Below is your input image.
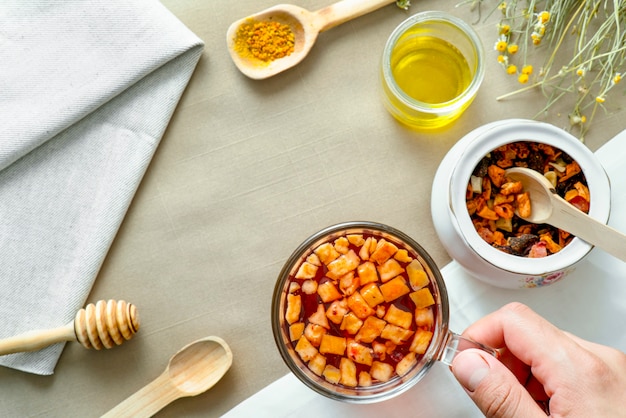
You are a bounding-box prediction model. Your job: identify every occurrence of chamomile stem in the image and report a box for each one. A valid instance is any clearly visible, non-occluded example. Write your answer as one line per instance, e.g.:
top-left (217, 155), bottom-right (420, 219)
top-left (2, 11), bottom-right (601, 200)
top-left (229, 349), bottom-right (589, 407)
top-left (543, 0), bottom-right (585, 75)
top-left (496, 73), bottom-right (561, 100)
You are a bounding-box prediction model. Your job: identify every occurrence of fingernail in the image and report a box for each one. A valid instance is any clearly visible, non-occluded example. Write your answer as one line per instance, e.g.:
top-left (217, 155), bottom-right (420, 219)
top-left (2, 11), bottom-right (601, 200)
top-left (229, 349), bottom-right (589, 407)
top-left (452, 350), bottom-right (490, 392)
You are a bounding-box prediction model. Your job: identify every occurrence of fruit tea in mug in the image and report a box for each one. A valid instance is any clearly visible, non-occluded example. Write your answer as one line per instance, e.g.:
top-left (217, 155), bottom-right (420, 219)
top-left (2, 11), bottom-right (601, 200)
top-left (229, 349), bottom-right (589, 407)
top-left (271, 221), bottom-right (496, 403)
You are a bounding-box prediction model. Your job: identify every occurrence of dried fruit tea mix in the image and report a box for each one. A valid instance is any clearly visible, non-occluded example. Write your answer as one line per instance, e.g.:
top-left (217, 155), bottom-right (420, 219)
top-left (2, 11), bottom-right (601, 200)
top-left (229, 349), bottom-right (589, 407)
top-left (467, 141), bottom-right (590, 257)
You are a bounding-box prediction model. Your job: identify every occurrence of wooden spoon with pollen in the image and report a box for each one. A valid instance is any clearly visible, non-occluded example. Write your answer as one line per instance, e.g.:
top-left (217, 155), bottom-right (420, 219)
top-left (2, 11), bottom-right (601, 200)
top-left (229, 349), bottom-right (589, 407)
top-left (226, 0), bottom-right (398, 80)
top-left (0, 300), bottom-right (139, 355)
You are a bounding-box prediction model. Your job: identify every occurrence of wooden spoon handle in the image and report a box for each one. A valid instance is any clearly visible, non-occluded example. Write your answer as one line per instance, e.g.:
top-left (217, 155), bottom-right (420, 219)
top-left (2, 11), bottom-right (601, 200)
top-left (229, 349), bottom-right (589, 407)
top-left (551, 195), bottom-right (626, 262)
top-left (101, 372), bottom-right (181, 418)
top-left (314, 0), bottom-right (398, 32)
top-left (0, 322), bottom-right (75, 355)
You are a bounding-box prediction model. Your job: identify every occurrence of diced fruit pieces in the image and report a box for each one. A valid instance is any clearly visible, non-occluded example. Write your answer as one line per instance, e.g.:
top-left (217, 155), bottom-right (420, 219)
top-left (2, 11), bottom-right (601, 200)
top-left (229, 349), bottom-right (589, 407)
top-left (370, 361), bottom-right (394, 382)
top-left (308, 353), bottom-right (326, 376)
top-left (361, 237), bottom-right (378, 261)
top-left (414, 307), bottom-right (434, 328)
top-left (384, 304), bottom-right (413, 329)
top-left (407, 259), bottom-right (430, 290)
top-left (286, 294), bottom-right (301, 324)
top-left (327, 250), bottom-right (360, 279)
top-left (334, 236), bottom-right (350, 254)
top-left (409, 288), bottom-right (435, 309)
top-left (409, 329), bottom-right (433, 354)
top-left (308, 304), bottom-right (330, 329)
top-left (340, 312), bottom-right (363, 335)
top-left (304, 323), bottom-right (326, 347)
top-left (396, 352), bottom-right (417, 376)
top-left (319, 334), bottom-right (346, 356)
top-left (357, 261), bottom-right (379, 285)
top-left (295, 336), bottom-right (318, 362)
top-left (370, 239), bottom-right (398, 265)
top-left (301, 280), bottom-right (318, 294)
top-left (317, 281), bottom-right (342, 303)
top-left (347, 291), bottom-right (375, 319)
top-left (326, 299), bottom-right (348, 324)
top-left (295, 261), bottom-right (318, 279)
top-left (347, 234), bottom-right (365, 246)
top-left (358, 371), bottom-right (372, 387)
top-left (377, 258), bottom-right (405, 282)
top-left (339, 271), bottom-right (359, 296)
top-left (355, 316), bottom-right (386, 343)
top-left (314, 242), bottom-right (340, 265)
top-left (289, 322), bottom-right (305, 341)
top-left (379, 276), bottom-right (411, 302)
top-left (368, 238), bottom-right (378, 254)
top-left (346, 339), bottom-right (374, 366)
top-left (360, 283), bottom-right (385, 308)
top-left (372, 341), bottom-right (387, 361)
top-left (339, 357), bottom-right (358, 387)
top-left (306, 253), bottom-right (321, 266)
top-left (394, 249), bottom-right (412, 263)
top-left (385, 341), bottom-right (397, 355)
top-left (381, 324), bottom-right (414, 345)
top-left (323, 365), bottom-right (341, 384)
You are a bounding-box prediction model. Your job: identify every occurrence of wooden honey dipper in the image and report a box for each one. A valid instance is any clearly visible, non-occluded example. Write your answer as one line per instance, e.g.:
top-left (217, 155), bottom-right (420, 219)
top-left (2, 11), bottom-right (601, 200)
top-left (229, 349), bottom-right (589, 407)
top-left (0, 300), bottom-right (140, 355)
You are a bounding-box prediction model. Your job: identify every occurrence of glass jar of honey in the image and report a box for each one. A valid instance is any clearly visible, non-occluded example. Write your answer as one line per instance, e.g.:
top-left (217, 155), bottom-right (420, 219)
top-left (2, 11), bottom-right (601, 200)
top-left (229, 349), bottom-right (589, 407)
top-left (381, 12), bottom-right (485, 130)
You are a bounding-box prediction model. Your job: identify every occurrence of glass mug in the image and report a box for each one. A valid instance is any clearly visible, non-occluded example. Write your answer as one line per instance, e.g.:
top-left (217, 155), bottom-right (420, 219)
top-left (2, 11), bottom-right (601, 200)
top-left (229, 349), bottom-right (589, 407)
top-left (271, 221), bottom-right (497, 403)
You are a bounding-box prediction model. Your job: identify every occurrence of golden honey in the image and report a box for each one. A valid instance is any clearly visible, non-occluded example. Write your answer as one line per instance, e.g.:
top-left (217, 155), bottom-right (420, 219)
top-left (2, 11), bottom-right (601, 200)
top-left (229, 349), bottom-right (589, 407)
top-left (381, 12), bottom-right (484, 130)
top-left (391, 36), bottom-right (471, 105)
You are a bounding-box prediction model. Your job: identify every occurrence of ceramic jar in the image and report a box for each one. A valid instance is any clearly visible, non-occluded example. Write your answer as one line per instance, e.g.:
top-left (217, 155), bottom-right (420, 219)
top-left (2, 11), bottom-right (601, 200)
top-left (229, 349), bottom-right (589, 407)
top-left (431, 119), bottom-right (611, 288)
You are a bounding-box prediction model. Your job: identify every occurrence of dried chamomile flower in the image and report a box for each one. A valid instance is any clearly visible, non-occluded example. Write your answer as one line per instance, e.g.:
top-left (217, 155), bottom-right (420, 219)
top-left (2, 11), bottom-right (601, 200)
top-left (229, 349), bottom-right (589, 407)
top-left (395, 0), bottom-right (410, 10)
top-left (506, 64), bottom-right (517, 75)
top-left (466, 0), bottom-right (626, 140)
top-left (612, 73), bottom-right (622, 85)
top-left (569, 114), bottom-right (587, 126)
top-left (494, 34), bottom-right (508, 52)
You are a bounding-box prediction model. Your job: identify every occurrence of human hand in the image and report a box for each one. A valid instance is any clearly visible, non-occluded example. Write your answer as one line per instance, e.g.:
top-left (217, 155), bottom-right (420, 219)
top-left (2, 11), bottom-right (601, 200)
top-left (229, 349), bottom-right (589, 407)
top-left (450, 302), bottom-right (626, 417)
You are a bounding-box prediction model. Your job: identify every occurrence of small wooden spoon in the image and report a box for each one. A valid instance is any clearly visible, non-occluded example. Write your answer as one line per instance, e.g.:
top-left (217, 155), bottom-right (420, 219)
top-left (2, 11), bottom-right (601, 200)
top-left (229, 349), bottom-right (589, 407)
top-left (0, 300), bottom-right (139, 355)
top-left (102, 336), bottom-right (233, 418)
top-left (506, 167), bottom-right (626, 262)
top-left (226, 0), bottom-right (397, 79)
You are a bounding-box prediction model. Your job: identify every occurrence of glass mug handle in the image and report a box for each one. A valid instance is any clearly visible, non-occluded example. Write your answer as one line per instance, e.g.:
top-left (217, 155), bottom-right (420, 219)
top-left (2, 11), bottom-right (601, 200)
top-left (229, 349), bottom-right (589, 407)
top-left (439, 330), bottom-right (499, 366)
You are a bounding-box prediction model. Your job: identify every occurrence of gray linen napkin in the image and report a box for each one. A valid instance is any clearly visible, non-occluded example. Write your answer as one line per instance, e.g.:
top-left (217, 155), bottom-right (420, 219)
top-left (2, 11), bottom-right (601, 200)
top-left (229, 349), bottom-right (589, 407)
top-left (0, 0), bottom-right (204, 374)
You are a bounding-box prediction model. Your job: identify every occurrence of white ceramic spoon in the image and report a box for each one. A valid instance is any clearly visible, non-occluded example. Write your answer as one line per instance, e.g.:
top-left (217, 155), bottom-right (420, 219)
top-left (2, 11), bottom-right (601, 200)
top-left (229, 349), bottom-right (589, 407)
top-left (506, 167), bottom-right (626, 262)
top-left (102, 336), bottom-right (233, 418)
top-left (226, 0), bottom-right (397, 79)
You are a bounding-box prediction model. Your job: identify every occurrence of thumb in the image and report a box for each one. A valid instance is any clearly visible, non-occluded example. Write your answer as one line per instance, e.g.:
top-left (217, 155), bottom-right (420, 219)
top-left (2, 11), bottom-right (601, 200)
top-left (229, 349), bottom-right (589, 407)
top-left (451, 349), bottom-right (545, 418)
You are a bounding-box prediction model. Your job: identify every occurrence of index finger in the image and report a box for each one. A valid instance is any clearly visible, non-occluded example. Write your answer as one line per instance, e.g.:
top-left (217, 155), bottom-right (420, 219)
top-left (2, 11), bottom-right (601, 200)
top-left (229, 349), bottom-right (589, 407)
top-left (463, 303), bottom-right (585, 382)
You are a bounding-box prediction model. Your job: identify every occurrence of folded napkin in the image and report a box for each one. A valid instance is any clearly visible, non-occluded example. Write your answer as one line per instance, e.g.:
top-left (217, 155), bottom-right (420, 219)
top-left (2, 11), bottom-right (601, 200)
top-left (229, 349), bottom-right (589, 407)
top-left (0, 0), bottom-right (203, 375)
